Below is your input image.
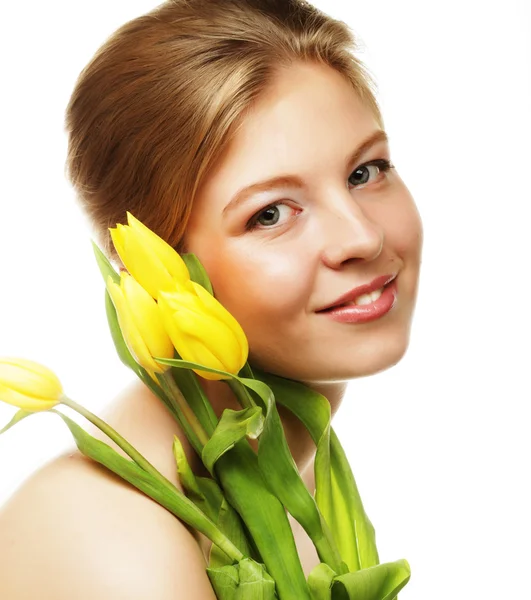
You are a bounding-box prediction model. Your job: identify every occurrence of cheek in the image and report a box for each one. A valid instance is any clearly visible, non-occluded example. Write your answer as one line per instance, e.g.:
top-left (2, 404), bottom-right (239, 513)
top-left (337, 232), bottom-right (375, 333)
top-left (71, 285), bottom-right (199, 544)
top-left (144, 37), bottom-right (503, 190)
top-left (204, 244), bottom-right (312, 328)
top-left (383, 189), bottom-right (423, 259)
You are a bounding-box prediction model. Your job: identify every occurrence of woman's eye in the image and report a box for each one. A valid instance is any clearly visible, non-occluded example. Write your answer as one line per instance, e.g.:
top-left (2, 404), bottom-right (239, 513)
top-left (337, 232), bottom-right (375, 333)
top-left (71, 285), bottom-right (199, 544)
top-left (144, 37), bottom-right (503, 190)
top-left (348, 158), bottom-right (395, 189)
top-left (245, 202), bottom-right (295, 231)
top-left (245, 158), bottom-right (395, 232)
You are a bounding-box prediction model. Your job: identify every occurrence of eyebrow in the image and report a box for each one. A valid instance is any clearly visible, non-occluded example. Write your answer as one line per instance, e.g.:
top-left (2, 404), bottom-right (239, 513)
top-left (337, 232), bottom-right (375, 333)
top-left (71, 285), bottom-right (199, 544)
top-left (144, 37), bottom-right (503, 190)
top-left (222, 129), bottom-right (389, 217)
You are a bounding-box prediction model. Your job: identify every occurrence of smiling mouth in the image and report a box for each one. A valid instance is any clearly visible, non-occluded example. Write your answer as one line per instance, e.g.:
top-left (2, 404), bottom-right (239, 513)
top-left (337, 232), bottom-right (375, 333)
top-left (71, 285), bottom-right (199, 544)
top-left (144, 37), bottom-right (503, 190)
top-left (318, 278), bottom-right (395, 312)
top-left (329, 286), bottom-right (386, 309)
top-left (316, 278), bottom-right (398, 323)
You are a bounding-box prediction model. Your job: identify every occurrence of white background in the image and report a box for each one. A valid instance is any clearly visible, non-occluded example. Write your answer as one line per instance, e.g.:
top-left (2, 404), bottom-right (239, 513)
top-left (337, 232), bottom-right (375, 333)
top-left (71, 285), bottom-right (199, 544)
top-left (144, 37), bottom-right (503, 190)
top-left (1, 1), bottom-right (530, 598)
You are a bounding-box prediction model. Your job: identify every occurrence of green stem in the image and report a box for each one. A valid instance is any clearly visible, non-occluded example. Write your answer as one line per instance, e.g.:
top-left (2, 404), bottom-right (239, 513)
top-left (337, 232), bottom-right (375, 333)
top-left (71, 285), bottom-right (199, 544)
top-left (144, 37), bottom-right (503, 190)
top-left (61, 396), bottom-right (172, 488)
top-left (227, 378), bottom-right (256, 409)
top-left (240, 362), bottom-right (255, 379)
top-left (59, 396), bottom-right (243, 562)
top-left (158, 371), bottom-right (210, 451)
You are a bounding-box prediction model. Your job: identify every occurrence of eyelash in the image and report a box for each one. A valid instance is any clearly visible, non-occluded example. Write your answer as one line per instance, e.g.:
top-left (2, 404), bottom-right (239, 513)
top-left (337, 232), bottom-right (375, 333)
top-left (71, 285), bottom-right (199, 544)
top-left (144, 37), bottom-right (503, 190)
top-left (245, 158), bottom-right (395, 232)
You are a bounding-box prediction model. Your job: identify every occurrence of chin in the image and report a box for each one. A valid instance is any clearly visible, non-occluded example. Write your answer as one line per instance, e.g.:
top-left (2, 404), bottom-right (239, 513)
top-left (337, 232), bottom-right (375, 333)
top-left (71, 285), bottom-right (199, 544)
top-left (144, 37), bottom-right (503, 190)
top-left (302, 328), bottom-right (412, 383)
top-left (341, 329), bottom-right (412, 380)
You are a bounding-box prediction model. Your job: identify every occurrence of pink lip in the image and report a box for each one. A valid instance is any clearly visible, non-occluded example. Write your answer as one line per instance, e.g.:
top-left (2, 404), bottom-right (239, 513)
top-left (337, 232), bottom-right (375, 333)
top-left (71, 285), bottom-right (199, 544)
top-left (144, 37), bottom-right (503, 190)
top-left (317, 278), bottom-right (398, 324)
top-left (317, 273), bottom-right (397, 312)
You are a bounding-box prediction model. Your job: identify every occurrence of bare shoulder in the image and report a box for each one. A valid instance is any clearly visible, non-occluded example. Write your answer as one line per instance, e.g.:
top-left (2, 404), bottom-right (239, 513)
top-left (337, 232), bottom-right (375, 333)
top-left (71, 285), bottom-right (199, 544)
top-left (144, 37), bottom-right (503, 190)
top-left (0, 383), bottom-right (217, 599)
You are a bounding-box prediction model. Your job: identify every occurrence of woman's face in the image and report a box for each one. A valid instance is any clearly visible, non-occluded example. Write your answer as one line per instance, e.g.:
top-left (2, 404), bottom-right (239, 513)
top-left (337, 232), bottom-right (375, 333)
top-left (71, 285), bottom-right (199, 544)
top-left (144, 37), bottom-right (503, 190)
top-left (184, 62), bottom-right (423, 384)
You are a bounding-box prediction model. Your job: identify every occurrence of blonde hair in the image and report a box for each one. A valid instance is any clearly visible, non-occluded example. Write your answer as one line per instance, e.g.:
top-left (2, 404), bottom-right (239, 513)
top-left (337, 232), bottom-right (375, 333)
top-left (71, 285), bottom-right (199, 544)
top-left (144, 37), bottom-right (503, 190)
top-left (65, 0), bottom-right (383, 264)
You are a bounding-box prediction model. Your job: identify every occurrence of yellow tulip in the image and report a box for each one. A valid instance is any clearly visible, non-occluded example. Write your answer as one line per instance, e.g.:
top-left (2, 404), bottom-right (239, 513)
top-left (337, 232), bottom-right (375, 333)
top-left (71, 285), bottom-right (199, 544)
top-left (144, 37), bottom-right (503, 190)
top-left (158, 281), bottom-right (249, 381)
top-left (109, 212), bottom-right (190, 299)
top-left (0, 357), bottom-right (63, 411)
top-left (106, 272), bottom-right (175, 378)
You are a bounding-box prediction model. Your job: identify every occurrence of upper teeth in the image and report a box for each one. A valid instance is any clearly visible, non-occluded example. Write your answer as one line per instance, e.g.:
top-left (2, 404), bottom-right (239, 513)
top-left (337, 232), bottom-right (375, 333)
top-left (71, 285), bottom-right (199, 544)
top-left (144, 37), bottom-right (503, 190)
top-left (341, 286), bottom-right (384, 307)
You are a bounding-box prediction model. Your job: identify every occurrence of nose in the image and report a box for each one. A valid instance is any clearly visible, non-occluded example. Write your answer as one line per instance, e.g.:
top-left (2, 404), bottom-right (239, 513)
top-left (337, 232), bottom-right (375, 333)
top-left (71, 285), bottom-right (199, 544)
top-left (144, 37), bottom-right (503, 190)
top-left (319, 195), bottom-right (384, 268)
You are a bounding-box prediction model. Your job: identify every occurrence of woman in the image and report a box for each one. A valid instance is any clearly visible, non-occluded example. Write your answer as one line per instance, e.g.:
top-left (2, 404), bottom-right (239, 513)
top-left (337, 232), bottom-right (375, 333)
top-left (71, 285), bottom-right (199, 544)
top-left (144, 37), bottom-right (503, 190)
top-left (0, 0), bottom-right (422, 597)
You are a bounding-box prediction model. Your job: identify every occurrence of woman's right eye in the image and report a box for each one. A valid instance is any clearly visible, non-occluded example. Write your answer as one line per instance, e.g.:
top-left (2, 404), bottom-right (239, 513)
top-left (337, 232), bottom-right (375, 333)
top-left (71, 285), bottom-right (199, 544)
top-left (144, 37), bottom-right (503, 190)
top-left (245, 202), bottom-right (297, 232)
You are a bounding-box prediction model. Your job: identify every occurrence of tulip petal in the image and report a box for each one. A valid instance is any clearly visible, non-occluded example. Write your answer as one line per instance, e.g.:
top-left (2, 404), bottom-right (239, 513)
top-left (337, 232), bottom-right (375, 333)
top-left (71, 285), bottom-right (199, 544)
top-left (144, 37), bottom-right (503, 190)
top-left (158, 287), bottom-right (247, 376)
top-left (158, 292), bottom-right (188, 349)
top-left (121, 273), bottom-right (174, 361)
top-left (0, 359), bottom-right (63, 401)
top-left (121, 229), bottom-right (177, 299)
top-left (157, 290), bottom-right (207, 358)
top-left (0, 357), bottom-right (62, 386)
top-left (190, 282), bottom-right (241, 331)
top-left (159, 286), bottom-right (204, 315)
top-left (106, 277), bottom-right (165, 374)
top-left (126, 212), bottom-right (190, 284)
top-left (0, 382), bottom-right (59, 411)
top-left (174, 310), bottom-right (244, 375)
top-left (121, 312), bottom-right (163, 374)
top-left (180, 343), bottom-right (228, 381)
top-left (191, 282), bottom-right (249, 367)
top-left (158, 294), bottom-right (228, 380)
top-left (109, 225), bottom-right (126, 264)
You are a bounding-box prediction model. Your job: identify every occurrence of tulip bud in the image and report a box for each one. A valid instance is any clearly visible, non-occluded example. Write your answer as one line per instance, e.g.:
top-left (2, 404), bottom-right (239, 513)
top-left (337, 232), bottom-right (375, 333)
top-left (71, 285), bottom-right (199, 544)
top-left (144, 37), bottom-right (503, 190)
top-left (109, 212), bottom-right (190, 299)
top-left (158, 281), bottom-right (249, 381)
top-left (106, 272), bottom-right (175, 378)
top-left (0, 358), bottom-right (63, 411)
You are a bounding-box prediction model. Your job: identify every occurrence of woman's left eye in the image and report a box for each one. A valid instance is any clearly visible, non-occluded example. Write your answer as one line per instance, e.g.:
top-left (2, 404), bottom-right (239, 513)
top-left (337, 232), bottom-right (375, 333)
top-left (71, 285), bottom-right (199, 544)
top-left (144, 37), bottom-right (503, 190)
top-left (245, 158), bottom-right (395, 232)
top-left (347, 158), bottom-right (395, 189)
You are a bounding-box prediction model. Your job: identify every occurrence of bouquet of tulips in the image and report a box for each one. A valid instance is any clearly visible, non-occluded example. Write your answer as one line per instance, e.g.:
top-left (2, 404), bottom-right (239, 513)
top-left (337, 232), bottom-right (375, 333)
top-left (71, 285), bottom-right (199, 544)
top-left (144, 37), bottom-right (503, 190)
top-left (0, 212), bottom-right (410, 599)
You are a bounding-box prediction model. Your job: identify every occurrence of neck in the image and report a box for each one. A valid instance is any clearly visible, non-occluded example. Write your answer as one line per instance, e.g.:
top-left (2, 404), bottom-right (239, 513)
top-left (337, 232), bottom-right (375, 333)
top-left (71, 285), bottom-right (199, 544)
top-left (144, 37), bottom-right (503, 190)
top-left (198, 376), bottom-right (347, 484)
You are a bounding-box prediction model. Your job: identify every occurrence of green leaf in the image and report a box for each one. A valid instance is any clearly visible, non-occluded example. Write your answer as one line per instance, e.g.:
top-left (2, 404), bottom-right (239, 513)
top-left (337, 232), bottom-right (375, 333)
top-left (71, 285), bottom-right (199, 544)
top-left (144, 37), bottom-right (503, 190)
top-left (160, 360), bottom-right (343, 575)
top-left (200, 476), bottom-right (262, 566)
top-left (173, 435), bottom-right (253, 564)
top-left (181, 252), bottom-right (214, 295)
top-left (235, 559), bottom-right (277, 599)
top-left (252, 369), bottom-right (379, 572)
top-left (0, 408), bottom-right (34, 435)
top-left (239, 362), bottom-right (256, 379)
top-left (154, 357), bottom-right (311, 598)
top-left (91, 240), bottom-right (120, 285)
top-left (207, 563), bottom-right (239, 599)
top-left (235, 376), bottom-right (345, 575)
top-left (202, 406), bottom-right (264, 475)
top-left (214, 441), bottom-right (310, 599)
top-left (195, 476), bottom-right (225, 521)
top-left (207, 558), bottom-right (278, 600)
top-left (169, 357), bottom-right (218, 437)
top-left (158, 358), bottom-right (338, 574)
top-left (329, 428), bottom-right (379, 570)
top-left (308, 563), bottom-right (336, 600)
top-left (209, 496), bottom-right (253, 569)
top-left (173, 434), bottom-right (205, 501)
top-left (155, 357), bottom-right (236, 379)
top-left (174, 435), bottom-right (230, 531)
top-left (331, 560), bottom-right (411, 600)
